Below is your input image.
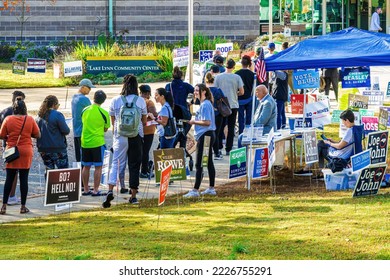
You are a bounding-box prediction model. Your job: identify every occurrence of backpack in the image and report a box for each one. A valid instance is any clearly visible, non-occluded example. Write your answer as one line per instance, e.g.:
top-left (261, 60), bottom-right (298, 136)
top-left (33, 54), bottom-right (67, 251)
top-left (117, 96), bottom-right (140, 138)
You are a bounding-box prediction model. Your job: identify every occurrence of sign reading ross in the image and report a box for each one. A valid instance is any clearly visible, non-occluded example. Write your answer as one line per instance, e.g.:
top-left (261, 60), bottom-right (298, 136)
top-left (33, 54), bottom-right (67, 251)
top-left (340, 66), bottom-right (371, 88)
top-left (229, 147), bottom-right (247, 179)
top-left (159, 164), bottom-right (172, 206)
top-left (12, 61), bottom-right (26, 75)
top-left (367, 131), bottom-right (388, 165)
top-left (292, 69), bottom-right (320, 89)
top-left (252, 147), bottom-right (269, 179)
top-left (64, 60), bottom-right (83, 77)
top-left (303, 130), bottom-right (318, 164)
top-left (351, 149), bottom-right (371, 172)
top-left (153, 148), bottom-right (186, 182)
top-left (199, 50), bottom-right (213, 63)
top-left (27, 58), bottom-right (46, 73)
top-left (44, 168), bottom-right (81, 206)
top-left (352, 165), bottom-right (386, 197)
top-left (362, 116), bottom-right (378, 134)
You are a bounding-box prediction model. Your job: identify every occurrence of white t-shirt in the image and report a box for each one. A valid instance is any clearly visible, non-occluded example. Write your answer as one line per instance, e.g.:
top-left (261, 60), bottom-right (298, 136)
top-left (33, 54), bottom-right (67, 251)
top-left (328, 127), bottom-right (354, 159)
top-left (109, 94), bottom-right (147, 138)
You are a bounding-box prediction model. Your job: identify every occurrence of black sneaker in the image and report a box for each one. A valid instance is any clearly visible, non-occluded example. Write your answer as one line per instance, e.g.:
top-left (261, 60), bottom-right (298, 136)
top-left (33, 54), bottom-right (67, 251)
top-left (312, 174), bottom-right (324, 180)
top-left (129, 197), bottom-right (139, 205)
top-left (139, 172), bottom-right (149, 178)
top-left (120, 188), bottom-right (129, 194)
top-left (102, 191), bottom-right (114, 208)
top-left (294, 169), bottom-right (313, 176)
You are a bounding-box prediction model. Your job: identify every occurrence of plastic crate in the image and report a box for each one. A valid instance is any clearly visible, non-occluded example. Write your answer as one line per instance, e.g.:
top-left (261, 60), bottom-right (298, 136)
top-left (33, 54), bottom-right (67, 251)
top-left (322, 169), bottom-right (359, 191)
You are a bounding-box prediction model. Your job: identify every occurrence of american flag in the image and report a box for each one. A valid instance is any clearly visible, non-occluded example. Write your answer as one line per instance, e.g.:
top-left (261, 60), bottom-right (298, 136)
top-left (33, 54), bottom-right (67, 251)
top-left (255, 48), bottom-right (267, 83)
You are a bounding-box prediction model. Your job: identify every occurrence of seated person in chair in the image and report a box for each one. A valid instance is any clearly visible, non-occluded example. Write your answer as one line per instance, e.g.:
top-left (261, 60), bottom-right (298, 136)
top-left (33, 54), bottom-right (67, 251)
top-left (295, 109), bottom-right (362, 177)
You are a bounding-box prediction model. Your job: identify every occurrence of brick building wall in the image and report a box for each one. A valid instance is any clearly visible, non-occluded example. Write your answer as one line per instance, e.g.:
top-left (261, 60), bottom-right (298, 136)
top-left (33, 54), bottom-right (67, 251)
top-left (0, 0), bottom-right (259, 45)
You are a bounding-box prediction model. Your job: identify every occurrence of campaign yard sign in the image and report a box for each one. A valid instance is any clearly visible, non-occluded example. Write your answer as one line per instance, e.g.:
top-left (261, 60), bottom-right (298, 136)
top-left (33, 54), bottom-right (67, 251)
top-left (153, 148), bottom-right (186, 183)
top-left (367, 131), bottom-right (388, 165)
top-left (216, 43), bottom-right (233, 57)
top-left (229, 147), bottom-right (247, 179)
top-left (303, 130), bottom-right (318, 164)
top-left (291, 94), bottom-right (308, 115)
top-left (340, 66), bottom-right (370, 88)
top-left (12, 61), bottom-right (26, 75)
top-left (100, 150), bottom-right (112, 187)
top-left (252, 147), bottom-right (269, 179)
top-left (361, 90), bottom-right (384, 106)
top-left (294, 117), bottom-right (312, 128)
top-left (358, 109), bottom-right (375, 117)
top-left (351, 149), bottom-right (371, 172)
top-left (64, 60), bottom-right (83, 77)
top-left (44, 168), bottom-right (81, 206)
top-left (292, 69), bottom-right (320, 89)
top-left (379, 107), bottom-right (390, 126)
top-left (304, 100), bottom-right (331, 128)
top-left (267, 128), bottom-right (275, 171)
top-left (27, 58), bottom-right (46, 73)
top-left (331, 110), bottom-right (342, 123)
top-left (387, 81), bottom-right (390, 97)
top-left (348, 94), bottom-right (369, 110)
top-left (378, 108), bottom-right (389, 131)
top-left (362, 116), bottom-right (378, 134)
top-left (199, 50), bottom-right (213, 63)
top-left (352, 165), bottom-right (386, 197)
top-left (173, 47), bottom-right (189, 67)
top-left (159, 164), bottom-right (172, 206)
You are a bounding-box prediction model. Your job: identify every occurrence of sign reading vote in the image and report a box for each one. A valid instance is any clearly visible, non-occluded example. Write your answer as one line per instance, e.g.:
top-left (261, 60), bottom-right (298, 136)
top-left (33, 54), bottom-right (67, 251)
top-left (352, 165), bottom-right (386, 197)
top-left (64, 60), bottom-right (83, 77)
top-left (153, 148), bottom-right (186, 183)
top-left (199, 50), bottom-right (213, 63)
top-left (341, 66), bottom-right (370, 88)
top-left (367, 131), bottom-right (388, 165)
top-left (44, 168), bottom-right (81, 206)
top-left (159, 164), bottom-right (172, 206)
top-left (87, 56), bottom-right (161, 77)
top-left (252, 147), bottom-right (269, 179)
top-left (229, 147), bottom-right (247, 179)
top-left (292, 69), bottom-right (320, 89)
top-left (27, 58), bottom-right (46, 73)
top-left (303, 130), bottom-right (318, 164)
top-left (351, 149), bottom-right (371, 172)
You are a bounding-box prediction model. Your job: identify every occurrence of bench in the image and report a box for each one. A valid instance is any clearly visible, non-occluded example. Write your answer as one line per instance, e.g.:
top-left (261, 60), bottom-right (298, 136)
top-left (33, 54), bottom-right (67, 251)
top-left (261, 24), bottom-right (306, 34)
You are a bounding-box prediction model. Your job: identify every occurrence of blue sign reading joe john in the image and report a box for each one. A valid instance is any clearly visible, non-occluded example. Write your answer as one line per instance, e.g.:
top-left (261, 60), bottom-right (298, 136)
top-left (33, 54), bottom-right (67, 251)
top-left (87, 56), bottom-right (162, 77)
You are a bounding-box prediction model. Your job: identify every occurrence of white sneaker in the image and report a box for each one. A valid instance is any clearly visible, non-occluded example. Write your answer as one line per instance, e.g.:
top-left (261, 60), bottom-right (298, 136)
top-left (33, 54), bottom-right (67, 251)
top-left (183, 190), bottom-right (200, 198)
top-left (7, 196), bottom-right (20, 205)
top-left (201, 188), bottom-right (217, 196)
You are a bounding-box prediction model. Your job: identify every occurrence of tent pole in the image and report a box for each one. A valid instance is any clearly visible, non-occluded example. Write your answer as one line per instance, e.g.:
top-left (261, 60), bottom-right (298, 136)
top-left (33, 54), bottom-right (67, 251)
top-left (247, 74), bottom-right (257, 191)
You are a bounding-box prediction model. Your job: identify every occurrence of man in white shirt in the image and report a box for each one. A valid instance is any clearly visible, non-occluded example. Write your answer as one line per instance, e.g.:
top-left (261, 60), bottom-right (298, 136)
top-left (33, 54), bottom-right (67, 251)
top-left (370, 7), bottom-right (382, 32)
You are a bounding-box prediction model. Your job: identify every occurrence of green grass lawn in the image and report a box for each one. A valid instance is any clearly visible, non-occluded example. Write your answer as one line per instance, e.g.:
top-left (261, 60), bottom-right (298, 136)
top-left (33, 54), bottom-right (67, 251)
top-left (0, 63), bottom-right (72, 89)
top-left (0, 189), bottom-right (389, 260)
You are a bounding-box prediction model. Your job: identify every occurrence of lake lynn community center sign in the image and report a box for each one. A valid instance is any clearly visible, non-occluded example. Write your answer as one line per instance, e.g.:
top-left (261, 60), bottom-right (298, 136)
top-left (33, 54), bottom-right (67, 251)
top-left (86, 56), bottom-right (162, 77)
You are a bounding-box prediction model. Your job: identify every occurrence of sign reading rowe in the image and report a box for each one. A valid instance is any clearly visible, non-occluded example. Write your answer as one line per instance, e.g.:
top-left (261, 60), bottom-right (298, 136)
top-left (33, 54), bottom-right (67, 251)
top-left (87, 56), bottom-right (162, 77)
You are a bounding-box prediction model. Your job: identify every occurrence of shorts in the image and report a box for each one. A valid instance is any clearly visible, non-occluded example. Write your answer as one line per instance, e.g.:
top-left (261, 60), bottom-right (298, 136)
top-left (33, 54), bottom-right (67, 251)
top-left (81, 145), bottom-right (106, 167)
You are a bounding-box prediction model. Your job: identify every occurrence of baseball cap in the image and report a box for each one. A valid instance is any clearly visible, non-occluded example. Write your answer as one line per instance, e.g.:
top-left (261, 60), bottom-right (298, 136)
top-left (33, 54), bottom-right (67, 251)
top-left (94, 90), bottom-right (106, 104)
top-left (226, 59), bottom-right (236, 69)
top-left (139, 84), bottom-right (151, 93)
top-left (214, 55), bottom-right (224, 64)
top-left (79, 78), bottom-right (95, 88)
top-left (268, 42), bottom-right (276, 50)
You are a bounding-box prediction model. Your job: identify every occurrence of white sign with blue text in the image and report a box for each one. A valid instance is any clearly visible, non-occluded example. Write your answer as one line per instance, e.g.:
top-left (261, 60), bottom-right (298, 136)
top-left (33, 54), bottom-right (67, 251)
top-left (267, 128), bottom-right (275, 171)
top-left (351, 149), bottom-right (371, 172)
top-left (215, 43), bottom-right (233, 57)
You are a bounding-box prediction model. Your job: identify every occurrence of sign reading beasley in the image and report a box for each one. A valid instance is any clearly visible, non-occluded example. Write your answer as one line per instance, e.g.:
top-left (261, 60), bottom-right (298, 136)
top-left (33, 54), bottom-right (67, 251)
top-left (44, 168), bottom-right (81, 206)
top-left (340, 66), bottom-right (370, 88)
top-left (352, 165), bottom-right (386, 197)
top-left (153, 148), bottom-right (186, 183)
top-left (229, 147), bottom-right (247, 179)
top-left (87, 56), bottom-right (161, 77)
top-left (27, 58), bottom-right (46, 73)
top-left (367, 131), bottom-right (388, 165)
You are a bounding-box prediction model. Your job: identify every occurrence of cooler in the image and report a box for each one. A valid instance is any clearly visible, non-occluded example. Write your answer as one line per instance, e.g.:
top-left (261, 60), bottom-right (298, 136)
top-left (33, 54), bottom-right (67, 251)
top-left (322, 169), bottom-right (359, 191)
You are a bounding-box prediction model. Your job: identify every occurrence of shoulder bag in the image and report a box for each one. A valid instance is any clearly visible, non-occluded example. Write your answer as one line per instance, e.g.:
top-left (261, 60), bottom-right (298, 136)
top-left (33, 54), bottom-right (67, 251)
top-left (3, 116), bottom-right (27, 163)
top-left (164, 105), bottom-right (177, 140)
top-left (216, 96), bottom-right (232, 117)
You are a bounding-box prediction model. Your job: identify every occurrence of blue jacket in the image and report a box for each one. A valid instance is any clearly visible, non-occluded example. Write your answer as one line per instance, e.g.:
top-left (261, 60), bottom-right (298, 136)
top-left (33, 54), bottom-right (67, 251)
top-left (36, 110), bottom-right (70, 153)
top-left (254, 94), bottom-right (277, 134)
top-left (165, 79), bottom-right (194, 108)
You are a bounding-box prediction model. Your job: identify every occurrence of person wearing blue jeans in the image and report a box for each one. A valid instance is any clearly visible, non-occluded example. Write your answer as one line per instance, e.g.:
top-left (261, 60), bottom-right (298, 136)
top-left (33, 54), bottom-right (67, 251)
top-left (271, 70), bottom-right (288, 129)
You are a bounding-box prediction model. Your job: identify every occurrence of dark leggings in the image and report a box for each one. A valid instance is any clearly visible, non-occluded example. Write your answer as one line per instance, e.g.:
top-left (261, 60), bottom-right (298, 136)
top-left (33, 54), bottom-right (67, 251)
top-left (194, 131), bottom-right (216, 190)
top-left (213, 114), bottom-right (224, 155)
top-left (3, 169), bottom-right (29, 205)
top-left (141, 134), bottom-right (154, 174)
top-left (127, 135), bottom-right (143, 189)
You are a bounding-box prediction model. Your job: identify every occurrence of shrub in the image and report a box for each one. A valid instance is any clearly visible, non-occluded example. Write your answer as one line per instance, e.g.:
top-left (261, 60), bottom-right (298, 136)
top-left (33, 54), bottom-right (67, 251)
top-left (0, 43), bottom-right (17, 62)
top-left (13, 45), bottom-right (54, 62)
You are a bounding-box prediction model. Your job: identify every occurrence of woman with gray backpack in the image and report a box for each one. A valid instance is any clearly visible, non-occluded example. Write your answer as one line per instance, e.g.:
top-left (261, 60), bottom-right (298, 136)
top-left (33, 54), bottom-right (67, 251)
top-left (102, 74), bottom-right (147, 207)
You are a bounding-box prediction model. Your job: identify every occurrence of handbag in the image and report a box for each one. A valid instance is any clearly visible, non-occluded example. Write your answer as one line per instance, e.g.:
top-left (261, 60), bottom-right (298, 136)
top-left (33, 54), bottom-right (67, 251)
top-left (216, 96), bottom-right (232, 117)
top-left (3, 116), bottom-right (27, 163)
top-left (164, 106), bottom-right (177, 140)
top-left (327, 157), bottom-right (348, 173)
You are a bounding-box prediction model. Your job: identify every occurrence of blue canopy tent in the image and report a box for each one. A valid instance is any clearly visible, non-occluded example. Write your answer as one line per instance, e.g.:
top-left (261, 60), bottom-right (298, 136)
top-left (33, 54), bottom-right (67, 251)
top-left (265, 28), bottom-right (390, 71)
